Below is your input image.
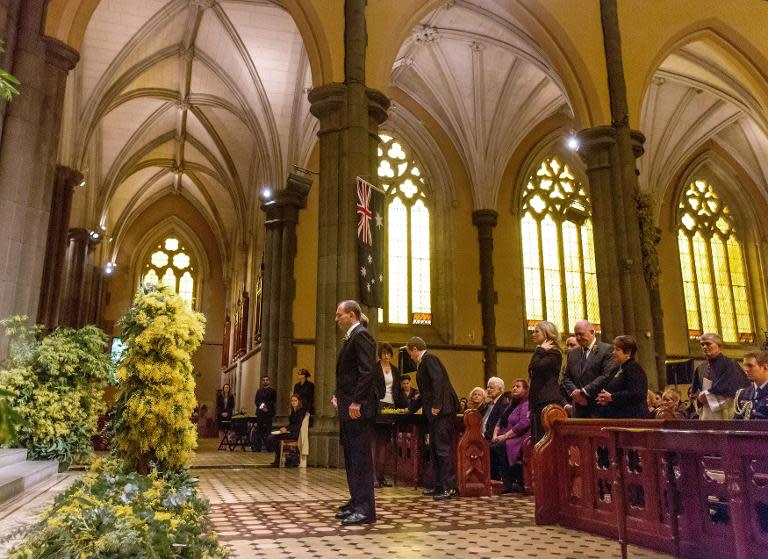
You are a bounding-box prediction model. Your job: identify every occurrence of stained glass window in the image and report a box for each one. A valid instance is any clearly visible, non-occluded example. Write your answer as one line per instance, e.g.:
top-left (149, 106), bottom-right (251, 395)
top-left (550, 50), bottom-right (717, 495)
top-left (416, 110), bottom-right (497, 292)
top-left (520, 157), bottom-right (600, 334)
top-left (141, 236), bottom-right (198, 307)
top-left (377, 134), bottom-right (431, 325)
top-left (677, 179), bottom-right (753, 343)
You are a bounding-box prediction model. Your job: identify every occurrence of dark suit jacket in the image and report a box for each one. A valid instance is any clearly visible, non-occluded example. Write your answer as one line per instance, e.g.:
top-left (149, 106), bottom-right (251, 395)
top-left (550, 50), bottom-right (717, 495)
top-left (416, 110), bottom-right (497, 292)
top-left (335, 324), bottom-right (377, 422)
top-left (293, 380), bottom-right (315, 415)
top-left (414, 351), bottom-right (459, 419)
top-left (483, 393), bottom-right (511, 440)
top-left (254, 386), bottom-right (276, 421)
top-left (373, 362), bottom-right (401, 405)
top-left (735, 383), bottom-right (768, 420)
top-left (528, 347), bottom-right (564, 409)
top-left (595, 358), bottom-right (648, 419)
top-left (561, 341), bottom-right (617, 409)
top-left (216, 393), bottom-right (235, 420)
top-left (398, 387), bottom-right (419, 411)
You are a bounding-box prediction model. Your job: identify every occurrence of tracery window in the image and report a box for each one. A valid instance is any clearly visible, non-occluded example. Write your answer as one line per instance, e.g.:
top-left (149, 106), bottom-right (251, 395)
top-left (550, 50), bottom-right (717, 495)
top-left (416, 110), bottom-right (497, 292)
top-left (377, 134), bottom-right (431, 325)
top-left (141, 237), bottom-right (197, 307)
top-left (520, 157), bottom-right (600, 334)
top-left (677, 179), bottom-right (753, 343)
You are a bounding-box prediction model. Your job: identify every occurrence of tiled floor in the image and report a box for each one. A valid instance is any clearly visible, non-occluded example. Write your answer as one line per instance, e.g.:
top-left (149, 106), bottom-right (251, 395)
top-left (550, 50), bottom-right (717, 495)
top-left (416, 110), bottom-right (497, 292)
top-left (196, 438), bottom-right (669, 559)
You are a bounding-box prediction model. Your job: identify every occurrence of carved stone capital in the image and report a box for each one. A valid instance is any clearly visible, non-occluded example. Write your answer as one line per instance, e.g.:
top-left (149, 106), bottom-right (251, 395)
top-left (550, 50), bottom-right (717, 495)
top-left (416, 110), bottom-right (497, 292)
top-left (43, 37), bottom-right (80, 72)
top-left (414, 25), bottom-right (440, 44)
top-left (472, 209), bottom-right (498, 230)
top-left (308, 83), bottom-right (346, 121)
top-left (366, 88), bottom-right (390, 126)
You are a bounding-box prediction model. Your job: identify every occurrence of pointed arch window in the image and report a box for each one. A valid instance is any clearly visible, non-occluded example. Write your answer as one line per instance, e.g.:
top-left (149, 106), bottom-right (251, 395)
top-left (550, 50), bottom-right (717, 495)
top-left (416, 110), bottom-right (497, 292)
top-left (677, 179), bottom-right (753, 343)
top-left (141, 236), bottom-right (198, 307)
top-left (377, 134), bottom-right (431, 325)
top-left (520, 157), bottom-right (600, 334)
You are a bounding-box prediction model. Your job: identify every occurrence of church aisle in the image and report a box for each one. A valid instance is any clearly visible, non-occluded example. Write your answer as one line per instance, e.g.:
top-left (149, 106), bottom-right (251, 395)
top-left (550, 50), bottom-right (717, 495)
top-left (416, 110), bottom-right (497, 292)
top-left (196, 465), bottom-right (668, 559)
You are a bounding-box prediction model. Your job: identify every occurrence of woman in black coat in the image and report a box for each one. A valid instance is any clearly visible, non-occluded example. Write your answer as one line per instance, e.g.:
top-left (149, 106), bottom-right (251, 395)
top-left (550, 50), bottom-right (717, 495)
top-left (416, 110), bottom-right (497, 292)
top-left (268, 394), bottom-right (307, 466)
top-left (528, 321), bottom-right (564, 443)
top-left (293, 368), bottom-right (315, 415)
top-left (596, 335), bottom-right (649, 419)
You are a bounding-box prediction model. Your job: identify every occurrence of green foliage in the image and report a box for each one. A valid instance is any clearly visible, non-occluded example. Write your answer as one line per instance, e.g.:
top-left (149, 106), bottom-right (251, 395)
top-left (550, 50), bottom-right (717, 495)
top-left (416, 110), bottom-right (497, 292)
top-left (113, 286), bottom-right (205, 473)
top-left (0, 317), bottom-right (112, 467)
top-left (0, 42), bottom-right (20, 101)
top-left (636, 193), bottom-right (661, 289)
top-left (8, 457), bottom-right (228, 559)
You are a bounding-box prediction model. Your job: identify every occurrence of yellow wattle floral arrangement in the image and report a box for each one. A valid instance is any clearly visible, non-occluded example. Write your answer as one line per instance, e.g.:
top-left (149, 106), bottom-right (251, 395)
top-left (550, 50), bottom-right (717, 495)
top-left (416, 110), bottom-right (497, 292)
top-left (112, 286), bottom-right (205, 474)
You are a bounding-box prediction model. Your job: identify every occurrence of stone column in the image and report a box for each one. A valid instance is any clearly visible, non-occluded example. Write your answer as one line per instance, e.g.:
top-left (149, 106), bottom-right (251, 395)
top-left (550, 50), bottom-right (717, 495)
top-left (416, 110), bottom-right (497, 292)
top-left (60, 228), bottom-right (91, 328)
top-left (37, 166), bottom-right (82, 329)
top-left (307, 0), bottom-right (390, 467)
top-left (0, 0), bottom-right (78, 354)
top-left (472, 209), bottom-right (498, 381)
top-left (259, 173), bottom-right (312, 417)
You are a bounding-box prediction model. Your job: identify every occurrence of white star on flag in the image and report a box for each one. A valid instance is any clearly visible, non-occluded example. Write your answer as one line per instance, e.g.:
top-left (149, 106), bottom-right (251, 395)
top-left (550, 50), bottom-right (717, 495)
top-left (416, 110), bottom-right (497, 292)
top-left (371, 277), bottom-right (375, 284)
top-left (366, 281), bottom-right (371, 292)
top-left (375, 212), bottom-right (383, 229)
top-left (379, 274), bottom-right (383, 283)
top-left (360, 266), bottom-right (367, 277)
top-left (367, 254), bottom-right (373, 264)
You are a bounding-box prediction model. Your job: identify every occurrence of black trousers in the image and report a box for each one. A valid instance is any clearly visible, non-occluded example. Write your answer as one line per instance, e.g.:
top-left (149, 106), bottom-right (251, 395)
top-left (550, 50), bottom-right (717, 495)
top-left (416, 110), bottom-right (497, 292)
top-left (251, 416), bottom-right (273, 450)
top-left (266, 432), bottom-right (296, 463)
top-left (340, 418), bottom-right (376, 519)
top-left (428, 414), bottom-right (457, 492)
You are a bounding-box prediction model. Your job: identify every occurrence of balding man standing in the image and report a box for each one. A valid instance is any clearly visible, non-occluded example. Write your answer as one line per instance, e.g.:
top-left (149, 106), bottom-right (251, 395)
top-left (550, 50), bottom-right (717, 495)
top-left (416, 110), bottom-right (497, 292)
top-left (690, 333), bottom-right (747, 420)
top-left (560, 320), bottom-right (616, 418)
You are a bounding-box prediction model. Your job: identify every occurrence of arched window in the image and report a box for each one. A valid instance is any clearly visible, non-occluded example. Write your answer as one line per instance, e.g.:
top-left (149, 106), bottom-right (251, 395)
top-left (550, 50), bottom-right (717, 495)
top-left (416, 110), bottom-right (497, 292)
top-left (520, 156), bottom-right (600, 334)
top-left (677, 179), bottom-right (753, 343)
top-left (141, 237), bottom-right (198, 307)
top-left (377, 134), bottom-right (431, 325)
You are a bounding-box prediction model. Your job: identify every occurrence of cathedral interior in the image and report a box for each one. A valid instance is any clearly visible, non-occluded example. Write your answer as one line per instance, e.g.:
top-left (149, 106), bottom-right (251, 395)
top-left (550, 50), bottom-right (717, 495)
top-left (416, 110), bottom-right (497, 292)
top-left (0, 1), bottom-right (766, 557)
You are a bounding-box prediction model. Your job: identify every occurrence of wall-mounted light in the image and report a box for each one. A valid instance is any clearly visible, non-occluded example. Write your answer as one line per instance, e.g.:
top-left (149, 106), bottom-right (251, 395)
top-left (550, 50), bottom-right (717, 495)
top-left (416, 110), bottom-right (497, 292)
top-left (89, 230), bottom-right (101, 241)
top-left (566, 135), bottom-right (579, 151)
top-left (78, 179), bottom-right (86, 188)
top-left (262, 187), bottom-right (272, 200)
top-left (104, 261), bottom-right (116, 276)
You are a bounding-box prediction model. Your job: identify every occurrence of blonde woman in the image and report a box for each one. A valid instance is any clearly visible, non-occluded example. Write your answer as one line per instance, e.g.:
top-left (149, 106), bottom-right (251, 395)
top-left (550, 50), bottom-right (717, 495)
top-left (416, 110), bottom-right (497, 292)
top-left (468, 386), bottom-right (488, 414)
top-left (528, 321), bottom-right (564, 443)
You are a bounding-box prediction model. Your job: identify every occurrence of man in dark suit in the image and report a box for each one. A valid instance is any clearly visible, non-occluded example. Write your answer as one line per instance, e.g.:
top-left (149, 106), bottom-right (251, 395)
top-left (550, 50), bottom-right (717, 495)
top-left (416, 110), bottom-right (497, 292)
top-left (560, 320), bottom-right (616, 418)
top-left (252, 375), bottom-right (276, 451)
top-left (333, 300), bottom-right (377, 525)
top-left (482, 376), bottom-right (510, 440)
top-left (734, 350), bottom-right (768, 420)
top-left (407, 336), bottom-right (460, 500)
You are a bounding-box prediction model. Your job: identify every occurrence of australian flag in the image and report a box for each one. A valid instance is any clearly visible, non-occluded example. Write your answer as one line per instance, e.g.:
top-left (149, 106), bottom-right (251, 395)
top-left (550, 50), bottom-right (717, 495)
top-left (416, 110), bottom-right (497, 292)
top-left (356, 177), bottom-right (384, 308)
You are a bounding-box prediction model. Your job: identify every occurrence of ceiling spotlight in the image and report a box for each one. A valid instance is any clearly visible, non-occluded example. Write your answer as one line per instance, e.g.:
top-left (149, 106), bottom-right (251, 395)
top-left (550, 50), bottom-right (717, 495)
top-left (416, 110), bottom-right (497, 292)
top-left (104, 262), bottom-right (116, 276)
top-left (89, 230), bottom-right (101, 240)
top-left (566, 135), bottom-right (579, 151)
top-left (78, 179), bottom-right (86, 188)
top-left (261, 188), bottom-right (272, 200)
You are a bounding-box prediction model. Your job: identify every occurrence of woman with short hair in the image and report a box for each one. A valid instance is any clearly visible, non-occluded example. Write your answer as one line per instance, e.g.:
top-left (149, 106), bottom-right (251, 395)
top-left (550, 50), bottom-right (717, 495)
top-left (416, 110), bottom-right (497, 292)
top-left (467, 386), bottom-right (488, 414)
top-left (596, 335), bottom-right (649, 418)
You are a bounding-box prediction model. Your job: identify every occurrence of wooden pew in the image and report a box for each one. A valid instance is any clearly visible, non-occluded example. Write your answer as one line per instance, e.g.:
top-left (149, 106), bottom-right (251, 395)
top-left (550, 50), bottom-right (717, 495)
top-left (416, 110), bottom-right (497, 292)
top-left (532, 404), bottom-right (768, 559)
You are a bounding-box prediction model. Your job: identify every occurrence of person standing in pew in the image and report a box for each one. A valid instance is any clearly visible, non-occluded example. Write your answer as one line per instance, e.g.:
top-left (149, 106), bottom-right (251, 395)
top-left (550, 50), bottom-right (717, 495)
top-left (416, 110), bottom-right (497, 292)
top-left (407, 336), bottom-right (460, 501)
top-left (734, 350), bottom-right (768, 420)
top-left (690, 333), bottom-right (748, 420)
top-left (560, 320), bottom-right (617, 417)
top-left (595, 336), bottom-right (649, 419)
top-left (527, 320), bottom-right (564, 443)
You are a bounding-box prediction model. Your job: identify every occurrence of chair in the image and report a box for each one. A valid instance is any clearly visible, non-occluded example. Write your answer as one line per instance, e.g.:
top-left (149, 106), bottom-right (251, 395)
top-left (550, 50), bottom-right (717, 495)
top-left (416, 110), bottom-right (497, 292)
top-left (217, 420), bottom-right (232, 450)
top-left (279, 413), bottom-right (310, 468)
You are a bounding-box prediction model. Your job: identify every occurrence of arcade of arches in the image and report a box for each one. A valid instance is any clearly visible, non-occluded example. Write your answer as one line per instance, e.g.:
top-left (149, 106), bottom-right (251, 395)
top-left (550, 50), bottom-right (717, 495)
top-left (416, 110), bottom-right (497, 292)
top-left (0, 0), bottom-right (767, 546)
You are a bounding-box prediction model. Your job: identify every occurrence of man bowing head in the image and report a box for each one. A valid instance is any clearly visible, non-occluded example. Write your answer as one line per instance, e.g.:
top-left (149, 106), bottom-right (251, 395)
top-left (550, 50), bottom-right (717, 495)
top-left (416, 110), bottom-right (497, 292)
top-left (334, 300), bottom-right (377, 525)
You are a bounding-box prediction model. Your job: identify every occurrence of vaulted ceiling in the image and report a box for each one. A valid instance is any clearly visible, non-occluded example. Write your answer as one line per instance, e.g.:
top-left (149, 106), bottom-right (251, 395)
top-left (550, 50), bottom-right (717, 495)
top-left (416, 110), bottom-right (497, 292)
top-left (65, 0), bottom-right (316, 263)
top-left (639, 38), bottom-right (768, 206)
top-left (391, 0), bottom-right (572, 209)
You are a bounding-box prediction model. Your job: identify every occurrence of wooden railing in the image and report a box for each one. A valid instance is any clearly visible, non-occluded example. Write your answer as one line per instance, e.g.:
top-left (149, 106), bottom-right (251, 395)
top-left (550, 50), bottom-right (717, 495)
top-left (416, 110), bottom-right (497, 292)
top-left (532, 405), bottom-right (768, 559)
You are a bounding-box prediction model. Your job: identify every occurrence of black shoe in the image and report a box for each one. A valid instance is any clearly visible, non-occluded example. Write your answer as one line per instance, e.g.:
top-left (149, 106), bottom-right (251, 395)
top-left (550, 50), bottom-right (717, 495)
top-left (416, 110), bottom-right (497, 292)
top-left (433, 489), bottom-right (458, 501)
top-left (422, 488), bottom-right (439, 496)
top-left (379, 479), bottom-right (392, 487)
top-left (335, 508), bottom-right (353, 519)
top-left (341, 512), bottom-right (375, 525)
top-left (336, 502), bottom-right (351, 512)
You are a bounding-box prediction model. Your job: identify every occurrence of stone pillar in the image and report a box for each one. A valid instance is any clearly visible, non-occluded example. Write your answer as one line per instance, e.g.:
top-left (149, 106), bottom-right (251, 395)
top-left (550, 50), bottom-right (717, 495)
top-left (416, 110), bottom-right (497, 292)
top-left (307, 0), bottom-right (390, 466)
top-left (472, 209), bottom-right (498, 381)
top-left (0, 0), bottom-right (78, 354)
top-left (259, 173), bottom-right (312, 417)
top-left (577, 129), bottom-right (657, 376)
top-left (60, 228), bottom-right (91, 328)
top-left (37, 166), bottom-right (82, 329)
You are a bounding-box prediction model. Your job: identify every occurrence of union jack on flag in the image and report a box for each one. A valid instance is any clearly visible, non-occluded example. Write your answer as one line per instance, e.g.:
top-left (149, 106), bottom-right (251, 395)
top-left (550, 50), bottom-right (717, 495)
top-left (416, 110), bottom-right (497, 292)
top-left (356, 178), bottom-right (373, 245)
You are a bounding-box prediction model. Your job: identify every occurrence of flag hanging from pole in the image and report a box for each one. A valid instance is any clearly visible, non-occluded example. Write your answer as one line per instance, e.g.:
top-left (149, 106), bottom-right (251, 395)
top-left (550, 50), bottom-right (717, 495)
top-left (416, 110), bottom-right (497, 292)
top-left (356, 177), bottom-right (385, 308)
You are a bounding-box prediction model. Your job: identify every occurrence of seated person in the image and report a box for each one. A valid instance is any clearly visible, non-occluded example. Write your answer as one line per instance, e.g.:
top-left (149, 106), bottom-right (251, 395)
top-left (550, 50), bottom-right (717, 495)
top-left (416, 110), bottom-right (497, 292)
top-left (658, 387), bottom-right (687, 418)
top-left (734, 350), bottom-right (768, 420)
top-left (490, 379), bottom-right (530, 493)
top-left (216, 383), bottom-right (235, 427)
top-left (467, 387), bottom-right (487, 413)
top-left (396, 374), bottom-right (419, 412)
top-left (266, 394), bottom-right (307, 466)
top-left (458, 397), bottom-right (468, 413)
top-left (647, 389), bottom-right (662, 416)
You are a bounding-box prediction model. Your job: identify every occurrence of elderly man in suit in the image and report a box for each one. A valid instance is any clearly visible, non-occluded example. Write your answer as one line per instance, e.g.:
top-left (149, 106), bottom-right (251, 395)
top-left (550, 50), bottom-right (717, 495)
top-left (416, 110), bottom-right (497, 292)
top-left (407, 336), bottom-right (460, 501)
top-left (690, 333), bottom-right (748, 419)
top-left (333, 300), bottom-right (377, 525)
top-left (560, 320), bottom-right (616, 418)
